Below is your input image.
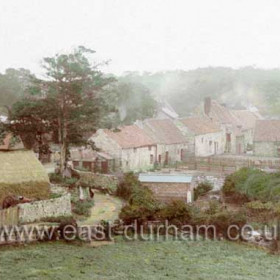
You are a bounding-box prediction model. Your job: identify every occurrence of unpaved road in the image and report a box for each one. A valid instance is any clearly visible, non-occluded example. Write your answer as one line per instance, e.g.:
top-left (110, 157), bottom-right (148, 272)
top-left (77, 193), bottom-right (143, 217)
top-left (79, 192), bottom-right (123, 226)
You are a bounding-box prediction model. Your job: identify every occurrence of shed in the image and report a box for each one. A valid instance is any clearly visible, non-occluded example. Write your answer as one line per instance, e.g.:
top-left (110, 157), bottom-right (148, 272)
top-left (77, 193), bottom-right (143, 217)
top-left (138, 173), bottom-right (194, 203)
top-left (70, 148), bottom-right (115, 173)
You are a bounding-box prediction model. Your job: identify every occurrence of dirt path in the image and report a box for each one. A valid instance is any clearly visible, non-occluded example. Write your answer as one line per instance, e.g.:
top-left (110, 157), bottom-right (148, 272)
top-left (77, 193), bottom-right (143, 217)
top-left (79, 192), bottom-right (123, 226)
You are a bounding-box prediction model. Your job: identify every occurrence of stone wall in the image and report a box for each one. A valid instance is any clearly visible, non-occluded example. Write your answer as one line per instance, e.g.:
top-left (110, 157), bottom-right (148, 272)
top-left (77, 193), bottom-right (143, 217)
top-left (90, 130), bottom-right (157, 172)
top-left (18, 194), bottom-right (72, 224)
top-left (142, 182), bottom-right (193, 203)
top-left (78, 171), bottom-right (119, 194)
top-left (195, 132), bottom-right (224, 157)
top-left (254, 142), bottom-right (279, 157)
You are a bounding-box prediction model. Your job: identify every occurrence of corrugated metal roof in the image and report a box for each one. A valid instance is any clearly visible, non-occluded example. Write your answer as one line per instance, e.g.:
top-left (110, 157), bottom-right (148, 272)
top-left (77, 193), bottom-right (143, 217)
top-left (139, 173), bottom-right (192, 183)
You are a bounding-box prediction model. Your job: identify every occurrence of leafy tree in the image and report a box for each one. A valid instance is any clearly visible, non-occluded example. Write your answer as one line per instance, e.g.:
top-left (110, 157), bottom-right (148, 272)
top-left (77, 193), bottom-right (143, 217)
top-left (0, 68), bottom-right (35, 114)
top-left (9, 46), bottom-right (115, 174)
top-left (108, 81), bottom-right (156, 125)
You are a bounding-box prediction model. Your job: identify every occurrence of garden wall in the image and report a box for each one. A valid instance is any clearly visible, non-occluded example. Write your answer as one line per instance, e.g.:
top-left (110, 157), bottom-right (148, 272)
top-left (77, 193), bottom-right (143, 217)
top-left (18, 194), bottom-right (72, 224)
top-left (0, 194), bottom-right (72, 226)
top-left (77, 171), bottom-right (119, 194)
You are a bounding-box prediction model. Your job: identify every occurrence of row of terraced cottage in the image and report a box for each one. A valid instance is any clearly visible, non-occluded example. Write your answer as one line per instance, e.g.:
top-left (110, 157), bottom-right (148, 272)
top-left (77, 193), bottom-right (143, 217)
top-left (71, 98), bottom-right (280, 173)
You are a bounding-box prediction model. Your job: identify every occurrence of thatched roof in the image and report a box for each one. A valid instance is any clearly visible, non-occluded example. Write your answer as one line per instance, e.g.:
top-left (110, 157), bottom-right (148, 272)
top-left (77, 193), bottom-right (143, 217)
top-left (0, 150), bottom-right (50, 203)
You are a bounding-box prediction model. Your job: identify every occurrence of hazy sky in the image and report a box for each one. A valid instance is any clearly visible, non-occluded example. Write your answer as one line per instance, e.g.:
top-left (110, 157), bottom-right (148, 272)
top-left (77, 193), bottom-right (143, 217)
top-left (1, 0), bottom-right (280, 75)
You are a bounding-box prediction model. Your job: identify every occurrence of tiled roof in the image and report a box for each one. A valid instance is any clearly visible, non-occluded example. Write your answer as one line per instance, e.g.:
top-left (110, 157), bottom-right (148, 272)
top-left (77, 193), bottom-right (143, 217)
top-left (254, 120), bottom-right (280, 142)
top-left (208, 101), bottom-right (241, 126)
top-left (180, 117), bottom-right (221, 135)
top-left (104, 125), bottom-right (155, 148)
top-left (231, 110), bottom-right (259, 130)
top-left (143, 119), bottom-right (186, 144)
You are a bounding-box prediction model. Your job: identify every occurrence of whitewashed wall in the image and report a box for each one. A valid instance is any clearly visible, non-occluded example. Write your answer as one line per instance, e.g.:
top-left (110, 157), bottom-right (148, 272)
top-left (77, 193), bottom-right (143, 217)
top-left (90, 130), bottom-right (157, 172)
top-left (18, 194), bottom-right (72, 224)
top-left (195, 131), bottom-right (224, 157)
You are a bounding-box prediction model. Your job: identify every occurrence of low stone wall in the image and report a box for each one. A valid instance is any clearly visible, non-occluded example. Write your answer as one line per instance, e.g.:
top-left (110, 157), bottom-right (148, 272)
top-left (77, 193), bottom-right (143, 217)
top-left (18, 194), bottom-right (72, 224)
top-left (77, 171), bottom-right (119, 194)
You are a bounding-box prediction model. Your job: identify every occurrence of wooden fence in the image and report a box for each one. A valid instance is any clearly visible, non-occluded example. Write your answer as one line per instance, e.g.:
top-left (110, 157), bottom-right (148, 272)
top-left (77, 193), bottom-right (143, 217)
top-left (0, 206), bottom-right (19, 227)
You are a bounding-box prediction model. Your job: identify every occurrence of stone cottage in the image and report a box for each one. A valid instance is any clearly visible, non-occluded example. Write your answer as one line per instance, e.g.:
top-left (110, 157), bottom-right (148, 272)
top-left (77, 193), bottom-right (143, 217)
top-left (90, 125), bottom-right (156, 172)
top-left (136, 119), bottom-right (188, 165)
top-left (70, 148), bottom-right (115, 173)
top-left (176, 116), bottom-right (224, 157)
top-left (138, 173), bottom-right (194, 203)
top-left (253, 120), bottom-right (280, 157)
top-left (203, 98), bottom-right (260, 154)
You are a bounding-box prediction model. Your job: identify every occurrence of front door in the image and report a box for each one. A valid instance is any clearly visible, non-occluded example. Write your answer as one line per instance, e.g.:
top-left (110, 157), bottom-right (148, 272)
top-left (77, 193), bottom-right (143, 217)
top-left (101, 161), bottom-right (109, 174)
top-left (165, 151), bottom-right (169, 165)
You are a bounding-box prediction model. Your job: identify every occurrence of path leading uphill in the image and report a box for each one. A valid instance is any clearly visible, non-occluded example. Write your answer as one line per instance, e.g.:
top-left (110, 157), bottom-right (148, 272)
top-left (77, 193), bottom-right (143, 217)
top-left (79, 191), bottom-right (123, 226)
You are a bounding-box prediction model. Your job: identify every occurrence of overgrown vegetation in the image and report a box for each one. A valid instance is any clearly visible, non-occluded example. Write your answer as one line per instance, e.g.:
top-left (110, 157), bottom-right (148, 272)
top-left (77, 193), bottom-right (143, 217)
top-left (118, 173), bottom-right (246, 238)
top-left (222, 168), bottom-right (280, 203)
top-left (49, 173), bottom-right (78, 188)
top-left (194, 181), bottom-right (213, 200)
top-left (71, 197), bottom-right (95, 217)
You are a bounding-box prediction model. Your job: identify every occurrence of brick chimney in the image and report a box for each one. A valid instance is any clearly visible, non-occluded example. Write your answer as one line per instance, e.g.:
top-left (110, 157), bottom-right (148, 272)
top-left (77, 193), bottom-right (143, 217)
top-left (204, 97), bottom-right (212, 116)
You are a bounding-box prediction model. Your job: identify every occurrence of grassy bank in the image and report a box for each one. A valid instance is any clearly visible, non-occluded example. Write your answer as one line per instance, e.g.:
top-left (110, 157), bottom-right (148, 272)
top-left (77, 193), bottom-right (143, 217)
top-left (0, 240), bottom-right (279, 280)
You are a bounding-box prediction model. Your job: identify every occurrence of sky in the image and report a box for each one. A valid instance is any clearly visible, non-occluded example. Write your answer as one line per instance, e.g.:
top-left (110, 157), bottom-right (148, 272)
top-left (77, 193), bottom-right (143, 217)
top-left (1, 0), bottom-right (280, 75)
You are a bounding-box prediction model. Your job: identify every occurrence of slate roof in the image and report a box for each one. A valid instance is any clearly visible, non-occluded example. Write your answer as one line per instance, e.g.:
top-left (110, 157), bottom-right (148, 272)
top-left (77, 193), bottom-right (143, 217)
top-left (139, 173), bottom-right (193, 183)
top-left (180, 117), bottom-right (221, 135)
top-left (143, 119), bottom-right (186, 144)
top-left (104, 125), bottom-right (155, 149)
top-left (254, 120), bottom-right (280, 142)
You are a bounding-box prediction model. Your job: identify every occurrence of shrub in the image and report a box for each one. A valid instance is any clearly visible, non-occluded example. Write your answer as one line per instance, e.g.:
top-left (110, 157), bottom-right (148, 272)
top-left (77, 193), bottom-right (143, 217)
top-left (245, 200), bottom-right (273, 210)
top-left (116, 172), bottom-right (140, 200)
top-left (192, 209), bottom-right (247, 239)
top-left (49, 173), bottom-right (64, 184)
top-left (72, 198), bottom-right (94, 217)
top-left (266, 177), bottom-right (280, 202)
top-left (205, 200), bottom-right (221, 215)
top-left (243, 172), bottom-right (270, 201)
top-left (221, 168), bottom-right (278, 203)
top-left (157, 200), bottom-right (192, 226)
top-left (49, 173), bottom-right (78, 188)
top-left (119, 204), bottom-right (156, 225)
top-left (194, 181), bottom-right (213, 200)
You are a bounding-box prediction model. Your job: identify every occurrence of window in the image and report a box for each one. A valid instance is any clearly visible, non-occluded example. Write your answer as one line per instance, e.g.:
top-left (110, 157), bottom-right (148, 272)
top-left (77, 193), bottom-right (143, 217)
top-left (209, 141), bottom-right (212, 146)
top-left (148, 146), bottom-right (152, 151)
top-left (134, 148), bottom-right (137, 153)
top-left (201, 137), bottom-right (204, 143)
top-left (158, 155), bottom-right (161, 164)
top-left (150, 154), bottom-right (154, 164)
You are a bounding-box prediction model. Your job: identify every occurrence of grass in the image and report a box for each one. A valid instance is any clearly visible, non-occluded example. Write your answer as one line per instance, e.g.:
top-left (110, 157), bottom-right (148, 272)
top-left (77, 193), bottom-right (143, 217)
top-left (0, 240), bottom-right (279, 280)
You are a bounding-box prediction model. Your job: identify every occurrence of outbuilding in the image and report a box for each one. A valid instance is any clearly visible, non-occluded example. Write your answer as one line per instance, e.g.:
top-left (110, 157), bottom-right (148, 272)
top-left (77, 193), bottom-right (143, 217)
top-left (138, 173), bottom-right (194, 203)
